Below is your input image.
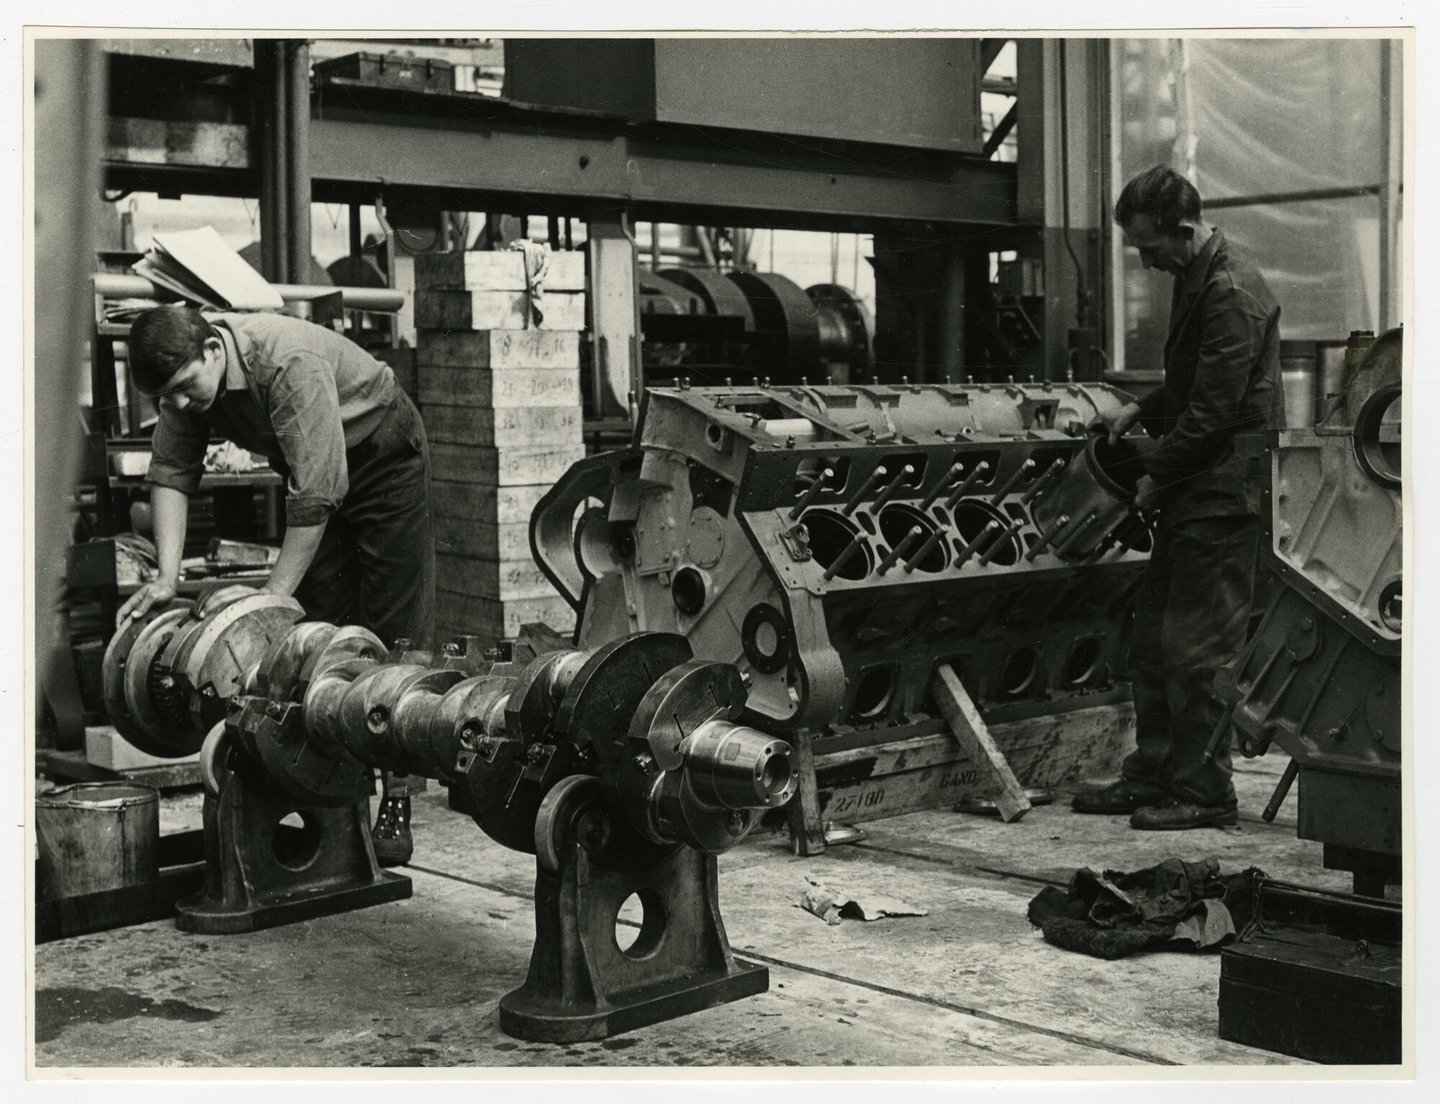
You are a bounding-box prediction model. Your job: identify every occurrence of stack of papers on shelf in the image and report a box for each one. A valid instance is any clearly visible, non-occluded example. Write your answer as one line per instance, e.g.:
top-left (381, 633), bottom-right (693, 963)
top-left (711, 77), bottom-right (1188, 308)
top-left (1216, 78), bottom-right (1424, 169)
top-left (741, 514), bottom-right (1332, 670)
top-left (132, 225), bottom-right (284, 310)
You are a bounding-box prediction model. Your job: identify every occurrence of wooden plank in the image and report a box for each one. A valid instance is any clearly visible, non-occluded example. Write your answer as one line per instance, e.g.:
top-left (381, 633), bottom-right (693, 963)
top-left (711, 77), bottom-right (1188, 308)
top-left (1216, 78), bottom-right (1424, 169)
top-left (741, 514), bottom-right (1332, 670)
top-left (421, 404), bottom-right (583, 448)
top-left (430, 480), bottom-right (549, 525)
top-left (417, 365), bottom-right (581, 409)
top-left (930, 664), bottom-right (1030, 822)
top-left (35, 862), bottom-right (207, 943)
top-left (434, 554), bottom-right (558, 601)
top-left (415, 289), bottom-right (586, 332)
top-left (429, 443), bottom-right (586, 487)
top-left (784, 729), bottom-right (828, 857)
top-left (415, 250), bottom-right (586, 292)
top-left (415, 328), bottom-right (581, 369)
top-left (433, 517), bottom-right (534, 561)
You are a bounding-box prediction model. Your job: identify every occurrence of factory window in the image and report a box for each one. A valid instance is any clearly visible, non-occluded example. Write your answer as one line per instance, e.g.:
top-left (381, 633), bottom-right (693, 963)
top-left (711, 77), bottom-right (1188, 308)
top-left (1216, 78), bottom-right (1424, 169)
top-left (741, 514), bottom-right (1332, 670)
top-left (1110, 38), bottom-right (1403, 374)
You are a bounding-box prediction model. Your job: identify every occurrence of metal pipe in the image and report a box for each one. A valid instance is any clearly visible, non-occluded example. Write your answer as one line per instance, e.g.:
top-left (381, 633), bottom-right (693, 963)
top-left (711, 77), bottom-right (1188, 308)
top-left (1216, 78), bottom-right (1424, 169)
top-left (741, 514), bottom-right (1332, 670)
top-left (789, 467), bottom-right (834, 520)
top-left (954, 521), bottom-right (1001, 568)
top-left (1024, 513), bottom-right (1071, 562)
top-left (989, 459), bottom-right (1036, 504)
top-left (977, 520), bottom-right (1023, 566)
top-left (920, 463), bottom-right (965, 510)
top-left (841, 466), bottom-right (888, 517)
top-left (93, 273), bottom-right (407, 313)
top-left (871, 465), bottom-right (915, 512)
top-left (257, 40), bottom-right (288, 283)
top-left (284, 40), bottom-right (313, 285)
top-left (944, 462), bottom-right (992, 508)
top-left (876, 527), bottom-right (924, 574)
top-left (820, 535), bottom-right (868, 582)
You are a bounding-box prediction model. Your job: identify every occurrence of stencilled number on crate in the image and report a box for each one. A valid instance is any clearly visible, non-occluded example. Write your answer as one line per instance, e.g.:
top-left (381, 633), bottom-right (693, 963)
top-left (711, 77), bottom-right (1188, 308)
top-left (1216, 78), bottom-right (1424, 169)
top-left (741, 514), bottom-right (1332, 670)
top-left (939, 768), bottom-right (981, 790)
top-left (829, 786), bottom-right (887, 815)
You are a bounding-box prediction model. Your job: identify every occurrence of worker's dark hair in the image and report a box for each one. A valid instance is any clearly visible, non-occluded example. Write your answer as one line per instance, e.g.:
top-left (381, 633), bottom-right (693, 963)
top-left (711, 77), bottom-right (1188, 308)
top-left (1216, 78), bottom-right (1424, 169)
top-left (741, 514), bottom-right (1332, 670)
top-left (1114, 166), bottom-right (1203, 236)
top-left (128, 305), bottom-right (218, 393)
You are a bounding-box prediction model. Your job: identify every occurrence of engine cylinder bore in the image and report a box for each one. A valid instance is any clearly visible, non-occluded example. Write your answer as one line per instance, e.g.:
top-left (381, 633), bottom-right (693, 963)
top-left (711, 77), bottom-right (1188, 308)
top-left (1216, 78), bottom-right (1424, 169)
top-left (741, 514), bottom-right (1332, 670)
top-left (682, 719), bottom-right (798, 811)
top-left (802, 509), bottom-right (872, 580)
top-left (950, 501), bottom-right (1018, 567)
top-left (878, 504), bottom-right (947, 573)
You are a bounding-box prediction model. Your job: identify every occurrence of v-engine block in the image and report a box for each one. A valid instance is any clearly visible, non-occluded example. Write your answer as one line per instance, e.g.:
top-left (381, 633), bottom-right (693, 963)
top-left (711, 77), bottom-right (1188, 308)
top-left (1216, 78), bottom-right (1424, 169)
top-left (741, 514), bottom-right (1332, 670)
top-left (533, 381), bottom-right (1154, 738)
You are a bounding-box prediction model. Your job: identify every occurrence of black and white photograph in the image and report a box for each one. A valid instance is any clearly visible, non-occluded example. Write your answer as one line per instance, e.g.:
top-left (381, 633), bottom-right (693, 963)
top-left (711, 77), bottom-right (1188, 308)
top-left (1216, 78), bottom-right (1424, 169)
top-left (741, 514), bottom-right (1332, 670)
top-left (15, 5), bottom-right (1431, 1091)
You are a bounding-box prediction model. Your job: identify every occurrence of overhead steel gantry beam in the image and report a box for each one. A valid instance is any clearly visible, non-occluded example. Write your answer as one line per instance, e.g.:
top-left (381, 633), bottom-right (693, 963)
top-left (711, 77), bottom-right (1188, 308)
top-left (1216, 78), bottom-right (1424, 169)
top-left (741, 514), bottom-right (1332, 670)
top-left (104, 106), bottom-right (1019, 233)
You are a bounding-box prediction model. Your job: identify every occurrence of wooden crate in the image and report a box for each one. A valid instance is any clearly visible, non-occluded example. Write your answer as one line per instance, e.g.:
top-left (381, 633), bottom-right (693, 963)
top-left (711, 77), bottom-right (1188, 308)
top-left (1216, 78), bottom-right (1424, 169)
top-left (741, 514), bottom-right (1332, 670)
top-left (422, 404), bottom-right (582, 448)
top-left (418, 365), bottom-right (581, 410)
top-left (416, 328), bottom-right (581, 370)
top-left (415, 289), bottom-right (586, 332)
top-left (433, 517), bottom-right (534, 561)
top-left (435, 553), bottom-right (558, 601)
top-left (429, 443), bottom-right (586, 487)
top-left (416, 250), bottom-right (586, 292)
top-left (430, 480), bottom-right (549, 525)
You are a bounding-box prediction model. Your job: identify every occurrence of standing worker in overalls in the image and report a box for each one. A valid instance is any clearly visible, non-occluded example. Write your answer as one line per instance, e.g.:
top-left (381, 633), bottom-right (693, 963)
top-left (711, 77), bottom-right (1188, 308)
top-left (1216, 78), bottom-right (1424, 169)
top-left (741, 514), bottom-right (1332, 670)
top-left (117, 303), bottom-right (434, 865)
top-left (1076, 166), bottom-right (1280, 830)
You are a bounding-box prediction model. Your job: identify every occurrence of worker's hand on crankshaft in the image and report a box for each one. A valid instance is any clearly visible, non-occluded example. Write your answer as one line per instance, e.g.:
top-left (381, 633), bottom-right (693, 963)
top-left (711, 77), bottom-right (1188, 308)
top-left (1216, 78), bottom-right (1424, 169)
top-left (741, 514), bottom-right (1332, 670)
top-left (196, 584), bottom-right (261, 619)
top-left (1092, 401), bottom-right (1143, 446)
top-left (116, 578), bottom-right (178, 628)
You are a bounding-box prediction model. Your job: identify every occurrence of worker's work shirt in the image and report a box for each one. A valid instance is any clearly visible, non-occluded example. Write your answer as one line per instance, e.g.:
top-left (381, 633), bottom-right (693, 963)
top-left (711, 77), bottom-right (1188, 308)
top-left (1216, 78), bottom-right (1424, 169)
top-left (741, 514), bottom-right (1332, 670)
top-left (1135, 229), bottom-right (1280, 524)
top-left (146, 311), bottom-right (399, 527)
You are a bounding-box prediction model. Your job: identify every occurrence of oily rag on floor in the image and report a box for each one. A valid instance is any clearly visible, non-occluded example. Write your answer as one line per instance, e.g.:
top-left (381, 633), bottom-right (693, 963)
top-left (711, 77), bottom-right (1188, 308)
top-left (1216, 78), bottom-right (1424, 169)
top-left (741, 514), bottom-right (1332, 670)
top-left (1027, 857), bottom-right (1263, 959)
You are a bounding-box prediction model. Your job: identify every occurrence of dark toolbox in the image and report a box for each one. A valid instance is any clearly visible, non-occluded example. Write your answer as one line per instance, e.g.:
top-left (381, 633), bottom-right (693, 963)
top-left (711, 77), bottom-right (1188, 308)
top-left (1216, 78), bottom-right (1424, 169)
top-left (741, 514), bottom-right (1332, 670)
top-left (313, 52), bottom-right (454, 95)
top-left (1218, 879), bottom-right (1402, 1064)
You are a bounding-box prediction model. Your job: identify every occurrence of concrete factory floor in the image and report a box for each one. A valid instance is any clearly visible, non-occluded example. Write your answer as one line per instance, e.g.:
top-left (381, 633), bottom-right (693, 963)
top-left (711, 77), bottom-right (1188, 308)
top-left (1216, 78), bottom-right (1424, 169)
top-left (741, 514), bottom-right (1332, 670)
top-left (33, 752), bottom-right (1352, 1071)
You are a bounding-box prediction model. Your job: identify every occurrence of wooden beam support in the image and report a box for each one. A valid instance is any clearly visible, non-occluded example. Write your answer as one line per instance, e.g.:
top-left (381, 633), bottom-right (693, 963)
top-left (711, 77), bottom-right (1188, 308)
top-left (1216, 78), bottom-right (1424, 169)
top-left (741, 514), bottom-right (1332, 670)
top-left (930, 663), bottom-right (1032, 822)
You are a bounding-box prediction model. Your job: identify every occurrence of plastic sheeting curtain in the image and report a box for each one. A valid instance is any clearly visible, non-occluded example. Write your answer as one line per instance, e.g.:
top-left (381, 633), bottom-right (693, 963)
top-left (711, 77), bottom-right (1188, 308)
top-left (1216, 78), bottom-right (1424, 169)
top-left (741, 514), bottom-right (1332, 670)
top-left (1114, 38), bottom-right (1400, 372)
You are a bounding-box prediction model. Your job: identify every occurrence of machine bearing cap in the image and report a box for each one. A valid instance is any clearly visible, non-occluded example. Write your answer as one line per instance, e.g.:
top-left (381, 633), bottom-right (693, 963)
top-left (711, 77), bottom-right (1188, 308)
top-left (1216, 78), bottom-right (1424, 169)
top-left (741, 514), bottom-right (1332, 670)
top-left (249, 691), bottom-right (370, 807)
top-left (118, 604), bottom-right (200, 758)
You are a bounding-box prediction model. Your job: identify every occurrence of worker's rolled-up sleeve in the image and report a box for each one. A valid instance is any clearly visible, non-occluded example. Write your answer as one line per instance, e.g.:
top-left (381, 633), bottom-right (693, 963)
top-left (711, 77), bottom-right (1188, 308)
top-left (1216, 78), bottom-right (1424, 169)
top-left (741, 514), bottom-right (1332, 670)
top-left (1141, 285), bottom-right (1268, 494)
top-left (269, 352), bottom-right (349, 526)
top-left (146, 408), bottom-right (208, 495)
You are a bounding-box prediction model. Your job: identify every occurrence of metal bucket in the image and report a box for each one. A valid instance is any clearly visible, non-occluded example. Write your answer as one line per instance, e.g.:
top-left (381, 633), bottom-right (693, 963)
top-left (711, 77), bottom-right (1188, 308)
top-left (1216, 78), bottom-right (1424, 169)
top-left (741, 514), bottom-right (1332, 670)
top-left (35, 782), bottom-right (160, 901)
top-left (1031, 430), bottom-right (1149, 559)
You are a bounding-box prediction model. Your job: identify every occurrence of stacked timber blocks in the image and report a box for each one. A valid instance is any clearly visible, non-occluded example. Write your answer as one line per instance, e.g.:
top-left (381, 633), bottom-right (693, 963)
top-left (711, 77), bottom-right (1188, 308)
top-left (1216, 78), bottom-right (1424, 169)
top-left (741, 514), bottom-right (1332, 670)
top-left (415, 249), bottom-right (586, 644)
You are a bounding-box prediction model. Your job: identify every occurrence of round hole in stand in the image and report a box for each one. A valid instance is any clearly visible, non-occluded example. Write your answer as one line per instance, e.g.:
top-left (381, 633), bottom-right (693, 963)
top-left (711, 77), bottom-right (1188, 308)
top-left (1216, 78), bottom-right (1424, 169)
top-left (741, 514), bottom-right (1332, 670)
top-left (615, 888), bottom-right (668, 959)
top-left (272, 811), bottom-right (322, 871)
